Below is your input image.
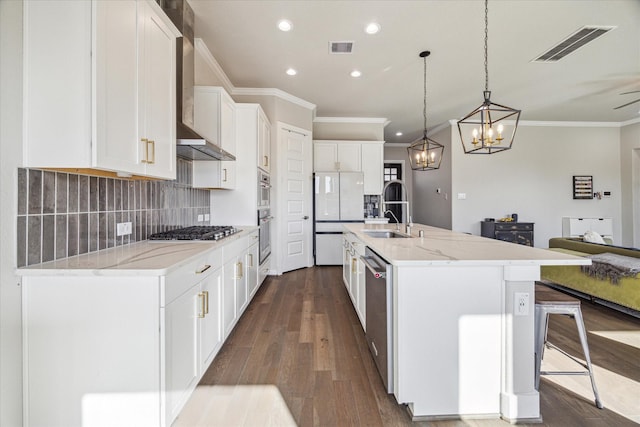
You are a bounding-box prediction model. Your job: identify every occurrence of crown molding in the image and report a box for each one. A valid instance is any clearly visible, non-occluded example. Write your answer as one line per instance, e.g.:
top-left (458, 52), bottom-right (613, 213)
top-left (195, 38), bottom-right (316, 111)
top-left (621, 116), bottom-right (640, 127)
top-left (194, 38), bottom-right (234, 91)
top-left (447, 118), bottom-right (627, 128)
top-left (314, 117), bottom-right (389, 126)
top-left (232, 87), bottom-right (316, 111)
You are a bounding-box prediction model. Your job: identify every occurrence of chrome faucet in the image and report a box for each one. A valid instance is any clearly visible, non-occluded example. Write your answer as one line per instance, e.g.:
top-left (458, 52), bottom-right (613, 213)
top-left (382, 179), bottom-right (410, 225)
top-left (384, 210), bottom-right (401, 231)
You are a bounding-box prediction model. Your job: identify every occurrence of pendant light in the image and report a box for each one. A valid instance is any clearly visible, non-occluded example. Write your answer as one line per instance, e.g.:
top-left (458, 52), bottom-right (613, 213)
top-left (407, 51), bottom-right (444, 171)
top-left (457, 0), bottom-right (521, 154)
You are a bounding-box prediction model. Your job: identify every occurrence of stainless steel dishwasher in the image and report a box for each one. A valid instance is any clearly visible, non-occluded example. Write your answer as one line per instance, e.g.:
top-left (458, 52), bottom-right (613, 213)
top-left (361, 247), bottom-right (394, 393)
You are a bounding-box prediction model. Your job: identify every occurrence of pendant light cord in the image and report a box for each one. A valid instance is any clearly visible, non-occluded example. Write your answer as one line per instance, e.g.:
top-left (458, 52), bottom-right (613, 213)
top-left (423, 54), bottom-right (428, 139)
top-left (484, 0), bottom-right (489, 92)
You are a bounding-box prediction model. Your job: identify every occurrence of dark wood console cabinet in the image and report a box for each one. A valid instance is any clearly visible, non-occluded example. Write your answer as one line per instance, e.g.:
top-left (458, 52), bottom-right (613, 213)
top-left (481, 221), bottom-right (534, 246)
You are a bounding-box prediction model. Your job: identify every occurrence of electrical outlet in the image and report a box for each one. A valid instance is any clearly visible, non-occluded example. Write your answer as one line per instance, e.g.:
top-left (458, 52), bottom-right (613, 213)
top-left (204, 214), bottom-right (210, 221)
top-left (116, 222), bottom-right (132, 237)
top-left (457, 193), bottom-right (467, 200)
top-left (514, 292), bottom-right (529, 316)
top-left (197, 214), bottom-right (204, 222)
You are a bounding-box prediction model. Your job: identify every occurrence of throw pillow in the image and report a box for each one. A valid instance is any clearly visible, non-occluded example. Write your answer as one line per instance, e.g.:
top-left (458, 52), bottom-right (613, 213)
top-left (583, 230), bottom-right (606, 244)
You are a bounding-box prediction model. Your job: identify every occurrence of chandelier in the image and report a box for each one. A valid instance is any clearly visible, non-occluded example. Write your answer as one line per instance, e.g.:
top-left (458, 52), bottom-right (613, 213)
top-left (407, 51), bottom-right (444, 171)
top-left (457, 0), bottom-right (521, 154)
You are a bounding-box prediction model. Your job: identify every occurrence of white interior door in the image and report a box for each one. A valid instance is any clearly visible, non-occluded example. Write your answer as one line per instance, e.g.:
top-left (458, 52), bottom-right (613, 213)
top-left (279, 125), bottom-right (313, 273)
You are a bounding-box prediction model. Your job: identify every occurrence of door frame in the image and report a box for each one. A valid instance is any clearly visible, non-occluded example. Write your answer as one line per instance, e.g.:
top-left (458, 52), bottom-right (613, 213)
top-left (274, 121), bottom-right (313, 275)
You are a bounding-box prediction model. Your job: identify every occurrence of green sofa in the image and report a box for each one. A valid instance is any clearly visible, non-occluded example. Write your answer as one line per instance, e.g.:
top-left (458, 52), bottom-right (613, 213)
top-left (541, 238), bottom-right (640, 314)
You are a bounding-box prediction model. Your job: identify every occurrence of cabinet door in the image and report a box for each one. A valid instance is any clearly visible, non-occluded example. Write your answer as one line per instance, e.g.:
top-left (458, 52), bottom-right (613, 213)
top-left (362, 143), bottom-right (384, 195)
top-left (247, 242), bottom-right (259, 298)
top-left (258, 111), bottom-right (271, 172)
top-left (138, 0), bottom-right (177, 179)
top-left (192, 161), bottom-right (236, 189)
top-left (223, 258), bottom-right (238, 337)
top-left (356, 256), bottom-right (366, 330)
top-left (220, 93), bottom-right (237, 155)
top-left (337, 143), bottom-right (362, 172)
top-left (200, 267), bottom-right (223, 373)
top-left (314, 142), bottom-right (339, 171)
top-left (94, 0), bottom-right (143, 174)
top-left (235, 256), bottom-right (249, 319)
top-left (165, 284), bottom-right (199, 423)
top-left (342, 236), bottom-right (350, 288)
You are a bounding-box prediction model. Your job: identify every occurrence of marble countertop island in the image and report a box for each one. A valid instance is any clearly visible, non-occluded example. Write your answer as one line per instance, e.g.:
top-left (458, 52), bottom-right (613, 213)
top-left (343, 222), bottom-right (586, 423)
top-left (343, 222), bottom-right (590, 267)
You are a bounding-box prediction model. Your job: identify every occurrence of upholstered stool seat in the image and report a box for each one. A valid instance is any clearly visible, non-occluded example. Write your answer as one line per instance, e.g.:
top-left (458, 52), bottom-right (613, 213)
top-left (534, 284), bottom-right (603, 409)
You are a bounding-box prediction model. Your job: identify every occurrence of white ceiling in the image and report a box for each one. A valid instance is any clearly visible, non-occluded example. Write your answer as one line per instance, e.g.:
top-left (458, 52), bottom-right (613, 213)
top-left (190, 0), bottom-right (640, 143)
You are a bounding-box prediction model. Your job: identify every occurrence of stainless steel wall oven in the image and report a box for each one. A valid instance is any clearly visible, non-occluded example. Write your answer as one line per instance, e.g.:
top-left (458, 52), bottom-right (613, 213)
top-left (258, 170), bottom-right (270, 208)
top-left (258, 208), bottom-right (272, 265)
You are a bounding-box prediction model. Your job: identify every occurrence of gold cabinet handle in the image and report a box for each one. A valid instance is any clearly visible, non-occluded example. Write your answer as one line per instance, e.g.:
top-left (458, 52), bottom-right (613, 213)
top-left (351, 258), bottom-right (357, 273)
top-left (236, 261), bottom-right (244, 279)
top-left (196, 264), bottom-right (211, 274)
top-left (264, 155), bottom-right (269, 167)
top-left (141, 138), bottom-right (149, 163)
top-left (148, 139), bottom-right (155, 164)
top-left (197, 292), bottom-right (205, 318)
top-left (140, 138), bottom-right (155, 164)
top-left (222, 168), bottom-right (228, 182)
top-left (203, 290), bottom-right (209, 315)
top-left (247, 253), bottom-right (254, 267)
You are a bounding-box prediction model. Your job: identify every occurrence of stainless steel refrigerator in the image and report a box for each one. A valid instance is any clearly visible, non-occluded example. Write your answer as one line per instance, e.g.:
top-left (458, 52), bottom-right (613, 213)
top-left (314, 172), bottom-right (364, 265)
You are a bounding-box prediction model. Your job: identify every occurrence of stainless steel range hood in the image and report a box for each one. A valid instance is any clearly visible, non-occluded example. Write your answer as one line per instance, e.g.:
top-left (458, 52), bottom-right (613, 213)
top-left (162, 0), bottom-right (235, 161)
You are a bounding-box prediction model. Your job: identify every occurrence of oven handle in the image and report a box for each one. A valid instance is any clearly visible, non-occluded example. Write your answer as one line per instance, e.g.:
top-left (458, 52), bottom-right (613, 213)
top-left (360, 255), bottom-right (386, 279)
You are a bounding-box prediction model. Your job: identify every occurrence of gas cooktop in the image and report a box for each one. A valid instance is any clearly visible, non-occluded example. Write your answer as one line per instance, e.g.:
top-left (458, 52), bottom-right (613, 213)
top-left (149, 226), bottom-right (239, 241)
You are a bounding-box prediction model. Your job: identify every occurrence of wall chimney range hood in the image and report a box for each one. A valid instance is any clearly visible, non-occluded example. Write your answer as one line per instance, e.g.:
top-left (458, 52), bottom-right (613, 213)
top-left (162, 0), bottom-right (235, 161)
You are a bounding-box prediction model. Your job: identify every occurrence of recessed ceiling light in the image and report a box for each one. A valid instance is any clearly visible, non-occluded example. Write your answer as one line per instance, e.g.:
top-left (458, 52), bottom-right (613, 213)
top-left (396, 132), bottom-right (403, 136)
top-left (365, 22), bottom-right (380, 35)
top-left (278, 19), bottom-right (292, 32)
top-left (350, 70), bottom-right (362, 78)
top-left (286, 68), bottom-right (297, 76)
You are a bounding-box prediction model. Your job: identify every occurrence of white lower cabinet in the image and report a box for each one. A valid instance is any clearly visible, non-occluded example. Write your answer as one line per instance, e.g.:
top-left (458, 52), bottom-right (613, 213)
top-left (342, 233), bottom-right (366, 330)
top-left (21, 230), bottom-right (262, 427)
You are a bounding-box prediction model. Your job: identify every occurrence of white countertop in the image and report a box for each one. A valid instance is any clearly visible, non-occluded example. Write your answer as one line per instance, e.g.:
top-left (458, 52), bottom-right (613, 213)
top-left (16, 227), bottom-right (259, 276)
top-left (344, 223), bottom-right (590, 267)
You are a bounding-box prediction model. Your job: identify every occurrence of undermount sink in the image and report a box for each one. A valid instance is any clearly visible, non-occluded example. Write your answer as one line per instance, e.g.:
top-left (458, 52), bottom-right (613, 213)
top-left (362, 230), bottom-right (411, 239)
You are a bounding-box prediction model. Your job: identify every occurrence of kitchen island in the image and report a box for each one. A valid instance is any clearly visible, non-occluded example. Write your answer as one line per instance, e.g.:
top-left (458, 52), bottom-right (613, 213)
top-left (343, 222), bottom-right (589, 423)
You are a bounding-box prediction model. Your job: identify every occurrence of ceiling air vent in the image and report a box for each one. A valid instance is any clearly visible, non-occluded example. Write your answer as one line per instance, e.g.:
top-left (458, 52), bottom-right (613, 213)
top-left (329, 41), bottom-right (354, 54)
top-left (533, 26), bottom-right (615, 62)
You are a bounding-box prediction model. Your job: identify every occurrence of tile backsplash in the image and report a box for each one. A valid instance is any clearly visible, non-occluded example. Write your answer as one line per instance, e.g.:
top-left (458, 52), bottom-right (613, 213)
top-left (17, 159), bottom-right (211, 267)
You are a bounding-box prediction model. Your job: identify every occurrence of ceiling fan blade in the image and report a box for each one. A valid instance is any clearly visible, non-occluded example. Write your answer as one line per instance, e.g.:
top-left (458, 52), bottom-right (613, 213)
top-left (620, 90), bottom-right (640, 95)
top-left (613, 98), bottom-right (640, 109)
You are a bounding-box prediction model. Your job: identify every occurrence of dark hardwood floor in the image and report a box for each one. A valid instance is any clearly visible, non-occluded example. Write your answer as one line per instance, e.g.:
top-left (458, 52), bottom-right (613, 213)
top-left (199, 266), bottom-right (640, 426)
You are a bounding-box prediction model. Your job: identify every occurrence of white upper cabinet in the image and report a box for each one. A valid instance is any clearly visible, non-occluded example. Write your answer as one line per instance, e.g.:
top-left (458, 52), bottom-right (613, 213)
top-left (23, 0), bottom-right (180, 179)
top-left (361, 142), bottom-right (384, 195)
top-left (192, 161), bottom-right (236, 190)
top-left (192, 86), bottom-right (238, 189)
top-left (257, 108), bottom-right (271, 173)
top-left (193, 86), bottom-right (237, 155)
top-left (314, 140), bottom-right (385, 194)
top-left (314, 141), bottom-right (361, 172)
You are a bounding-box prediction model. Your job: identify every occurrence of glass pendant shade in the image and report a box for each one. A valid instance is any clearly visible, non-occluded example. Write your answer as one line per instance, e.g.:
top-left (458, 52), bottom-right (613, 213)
top-left (408, 135), bottom-right (444, 171)
top-left (457, 90), bottom-right (521, 154)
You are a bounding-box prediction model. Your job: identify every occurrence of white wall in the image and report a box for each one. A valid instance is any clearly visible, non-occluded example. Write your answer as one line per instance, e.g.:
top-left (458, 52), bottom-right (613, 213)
top-left (412, 126), bottom-right (453, 229)
top-left (620, 121), bottom-right (640, 247)
top-left (451, 123), bottom-right (623, 247)
top-left (0, 0), bottom-right (24, 425)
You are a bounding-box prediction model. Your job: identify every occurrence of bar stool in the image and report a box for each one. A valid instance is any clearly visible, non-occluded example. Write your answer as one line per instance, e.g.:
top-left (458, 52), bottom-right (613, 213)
top-left (534, 284), bottom-right (603, 409)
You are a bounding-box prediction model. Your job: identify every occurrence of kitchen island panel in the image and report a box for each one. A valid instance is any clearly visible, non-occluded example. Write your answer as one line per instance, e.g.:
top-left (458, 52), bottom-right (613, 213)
top-left (394, 265), bottom-right (502, 418)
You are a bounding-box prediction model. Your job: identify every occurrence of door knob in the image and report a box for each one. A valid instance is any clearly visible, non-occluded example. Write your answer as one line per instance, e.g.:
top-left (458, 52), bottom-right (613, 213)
top-left (303, 215), bottom-right (309, 220)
